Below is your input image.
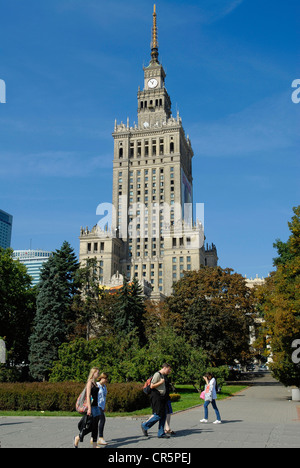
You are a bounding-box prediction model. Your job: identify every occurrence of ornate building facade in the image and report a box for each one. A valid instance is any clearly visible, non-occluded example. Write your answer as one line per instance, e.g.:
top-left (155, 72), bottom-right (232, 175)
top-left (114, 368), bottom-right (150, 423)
top-left (79, 5), bottom-right (218, 299)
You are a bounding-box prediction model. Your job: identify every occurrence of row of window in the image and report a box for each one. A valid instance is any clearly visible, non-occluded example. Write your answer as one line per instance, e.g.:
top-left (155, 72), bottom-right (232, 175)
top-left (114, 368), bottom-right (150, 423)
top-left (140, 98), bottom-right (163, 109)
top-left (118, 138), bottom-right (175, 159)
top-left (87, 242), bottom-right (105, 253)
top-left (118, 167), bottom-right (176, 222)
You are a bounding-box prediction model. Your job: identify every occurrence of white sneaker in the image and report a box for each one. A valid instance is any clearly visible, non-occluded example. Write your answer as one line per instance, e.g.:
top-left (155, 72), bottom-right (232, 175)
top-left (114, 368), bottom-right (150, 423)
top-left (97, 438), bottom-right (108, 445)
top-left (200, 419), bottom-right (208, 423)
top-left (213, 420), bottom-right (222, 424)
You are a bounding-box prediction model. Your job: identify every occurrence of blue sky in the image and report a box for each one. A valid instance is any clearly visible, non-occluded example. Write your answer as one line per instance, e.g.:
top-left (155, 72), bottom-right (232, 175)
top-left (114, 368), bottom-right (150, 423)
top-left (0, 0), bottom-right (299, 279)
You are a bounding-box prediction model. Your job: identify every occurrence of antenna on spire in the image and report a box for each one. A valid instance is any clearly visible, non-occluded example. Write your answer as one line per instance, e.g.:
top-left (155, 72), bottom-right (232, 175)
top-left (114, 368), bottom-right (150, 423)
top-left (150, 4), bottom-right (159, 64)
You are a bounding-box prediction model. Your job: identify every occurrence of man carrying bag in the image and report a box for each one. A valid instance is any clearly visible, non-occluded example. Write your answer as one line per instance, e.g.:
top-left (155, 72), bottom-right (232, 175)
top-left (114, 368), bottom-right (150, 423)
top-left (141, 363), bottom-right (172, 439)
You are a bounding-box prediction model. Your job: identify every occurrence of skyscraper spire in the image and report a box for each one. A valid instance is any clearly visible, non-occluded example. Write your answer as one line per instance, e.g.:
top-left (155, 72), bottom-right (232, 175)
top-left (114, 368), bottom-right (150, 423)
top-left (150, 4), bottom-right (159, 64)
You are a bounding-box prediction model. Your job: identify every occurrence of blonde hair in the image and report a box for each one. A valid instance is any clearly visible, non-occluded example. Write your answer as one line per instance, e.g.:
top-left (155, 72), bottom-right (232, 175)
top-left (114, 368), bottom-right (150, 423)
top-left (87, 367), bottom-right (100, 383)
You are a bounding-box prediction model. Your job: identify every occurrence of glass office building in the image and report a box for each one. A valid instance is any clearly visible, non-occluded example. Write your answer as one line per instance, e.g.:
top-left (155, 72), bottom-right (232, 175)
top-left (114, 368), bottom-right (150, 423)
top-left (13, 250), bottom-right (53, 286)
top-left (0, 209), bottom-right (13, 249)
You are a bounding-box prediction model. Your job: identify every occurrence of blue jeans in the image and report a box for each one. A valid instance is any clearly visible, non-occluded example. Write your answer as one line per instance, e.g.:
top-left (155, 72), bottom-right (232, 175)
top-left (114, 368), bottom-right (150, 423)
top-left (204, 399), bottom-right (221, 421)
top-left (142, 412), bottom-right (167, 437)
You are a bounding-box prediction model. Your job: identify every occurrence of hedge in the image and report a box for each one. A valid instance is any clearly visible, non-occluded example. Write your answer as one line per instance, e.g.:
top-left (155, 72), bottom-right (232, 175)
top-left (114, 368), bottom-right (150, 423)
top-left (0, 382), bottom-right (149, 413)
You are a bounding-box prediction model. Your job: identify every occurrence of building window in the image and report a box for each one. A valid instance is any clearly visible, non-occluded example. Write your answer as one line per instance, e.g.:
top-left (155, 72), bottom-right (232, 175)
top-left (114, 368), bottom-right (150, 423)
top-left (152, 139), bottom-right (157, 156)
top-left (130, 142), bottom-right (134, 158)
top-left (159, 138), bottom-right (164, 155)
top-left (137, 141), bottom-right (142, 157)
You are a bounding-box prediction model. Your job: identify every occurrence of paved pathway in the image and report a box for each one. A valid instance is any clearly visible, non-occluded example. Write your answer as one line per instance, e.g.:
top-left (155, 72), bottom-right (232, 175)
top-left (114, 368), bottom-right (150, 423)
top-left (0, 374), bottom-right (299, 448)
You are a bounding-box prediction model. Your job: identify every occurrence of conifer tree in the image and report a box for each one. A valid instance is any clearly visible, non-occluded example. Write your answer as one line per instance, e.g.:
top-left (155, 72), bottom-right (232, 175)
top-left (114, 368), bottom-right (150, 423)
top-left (113, 277), bottom-right (146, 343)
top-left (29, 242), bottom-right (78, 381)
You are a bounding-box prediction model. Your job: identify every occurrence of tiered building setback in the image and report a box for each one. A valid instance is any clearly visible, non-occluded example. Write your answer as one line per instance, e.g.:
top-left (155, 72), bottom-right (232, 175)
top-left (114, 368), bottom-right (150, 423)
top-left (79, 5), bottom-right (218, 299)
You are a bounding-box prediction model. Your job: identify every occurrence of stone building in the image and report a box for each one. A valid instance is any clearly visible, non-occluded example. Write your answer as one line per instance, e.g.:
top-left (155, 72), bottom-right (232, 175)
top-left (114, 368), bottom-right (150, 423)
top-left (79, 5), bottom-right (218, 299)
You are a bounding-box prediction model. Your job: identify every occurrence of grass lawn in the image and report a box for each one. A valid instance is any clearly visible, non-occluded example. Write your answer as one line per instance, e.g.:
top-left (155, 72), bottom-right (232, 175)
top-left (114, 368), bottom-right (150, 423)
top-left (0, 384), bottom-right (247, 418)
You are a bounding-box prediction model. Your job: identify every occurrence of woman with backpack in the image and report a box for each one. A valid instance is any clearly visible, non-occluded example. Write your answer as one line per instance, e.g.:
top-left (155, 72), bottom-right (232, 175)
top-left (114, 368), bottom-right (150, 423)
top-left (200, 373), bottom-right (222, 424)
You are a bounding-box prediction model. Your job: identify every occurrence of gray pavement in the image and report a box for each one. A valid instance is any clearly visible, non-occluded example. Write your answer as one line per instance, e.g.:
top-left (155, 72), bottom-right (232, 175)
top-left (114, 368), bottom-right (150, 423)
top-left (0, 373), bottom-right (299, 449)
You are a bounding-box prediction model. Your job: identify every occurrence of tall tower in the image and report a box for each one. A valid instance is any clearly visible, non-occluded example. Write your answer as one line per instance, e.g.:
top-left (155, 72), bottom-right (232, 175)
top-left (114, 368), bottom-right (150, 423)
top-left (80, 5), bottom-right (218, 298)
top-left (138, 5), bottom-right (171, 130)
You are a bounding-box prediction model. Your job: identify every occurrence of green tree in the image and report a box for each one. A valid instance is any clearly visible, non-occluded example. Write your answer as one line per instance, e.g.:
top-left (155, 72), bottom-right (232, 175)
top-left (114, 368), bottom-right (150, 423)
top-left (113, 277), bottom-right (146, 343)
top-left (143, 325), bottom-right (209, 385)
top-left (71, 257), bottom-right (117, 340)
top-left (29, 242), bottom-right (78, 381)
top-left (166, 266), bottom-right (255, 365)
top-left (0, 248), bottom-right (36, 370)
top-left (49, 333), bottom-right (143, 383)
top-left (258, 206), bottom-right (300, 387)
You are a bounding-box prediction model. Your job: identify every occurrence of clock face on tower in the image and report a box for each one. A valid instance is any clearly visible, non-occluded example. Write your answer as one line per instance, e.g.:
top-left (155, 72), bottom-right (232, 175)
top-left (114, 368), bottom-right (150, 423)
top-left (148, 78), bottom-right (158, 89)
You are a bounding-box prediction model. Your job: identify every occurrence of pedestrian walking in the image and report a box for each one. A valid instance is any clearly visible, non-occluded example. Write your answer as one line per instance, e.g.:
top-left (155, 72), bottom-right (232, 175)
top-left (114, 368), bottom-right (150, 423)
top-left (164, 373), bottom-right (176, 435)
top-left (74, 367), bottom-right (101, 448)
top-left (200, 373), bottom-right (221, 424)
top-left (94, 372), bottom-right (109, 446)
top-left (141, 363), bottom-right (172, 438)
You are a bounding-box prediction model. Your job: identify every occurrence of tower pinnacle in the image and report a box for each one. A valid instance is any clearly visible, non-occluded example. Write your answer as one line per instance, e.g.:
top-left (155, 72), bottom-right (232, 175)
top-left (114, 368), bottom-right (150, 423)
top-left (150, 4), bottom-right (159, 64)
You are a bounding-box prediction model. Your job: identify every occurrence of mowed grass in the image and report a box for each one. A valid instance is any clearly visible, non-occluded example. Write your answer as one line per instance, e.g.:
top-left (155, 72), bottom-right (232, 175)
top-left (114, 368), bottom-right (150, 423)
top-left (117, 384), bottom-right (247, 417)
top-left (0, 384), bottom-right (247, 418)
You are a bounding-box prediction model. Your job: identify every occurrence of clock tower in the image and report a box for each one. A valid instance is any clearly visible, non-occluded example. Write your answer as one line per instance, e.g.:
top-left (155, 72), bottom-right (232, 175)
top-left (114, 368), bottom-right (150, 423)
top-left (79, 4), bottom-right (218, 299)
top-left (138, 4), bottom-right (171, 129)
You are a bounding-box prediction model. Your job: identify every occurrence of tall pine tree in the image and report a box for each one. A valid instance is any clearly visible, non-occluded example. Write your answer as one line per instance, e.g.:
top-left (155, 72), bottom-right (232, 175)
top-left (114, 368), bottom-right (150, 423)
top-left (113, 277), bottom-right (146, 343)
top-left (29, 242), bottom-right (78, 381)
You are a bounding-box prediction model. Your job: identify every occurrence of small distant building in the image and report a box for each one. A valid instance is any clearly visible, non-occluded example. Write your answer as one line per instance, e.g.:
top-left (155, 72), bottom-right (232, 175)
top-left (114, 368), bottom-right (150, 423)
top-left (0, 209), bottom-right (13, 249)
top-left (245, 275), bottom-right (266, 289)
top-left (13, 250), bottom-right (53, 286)
top-left (101, 272), bottom-right (153, 297)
